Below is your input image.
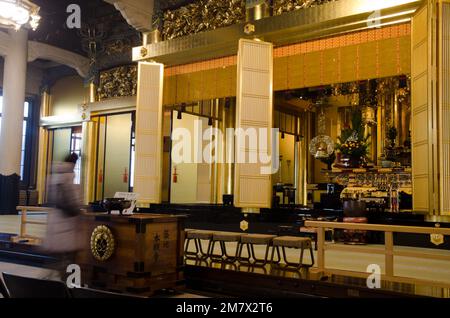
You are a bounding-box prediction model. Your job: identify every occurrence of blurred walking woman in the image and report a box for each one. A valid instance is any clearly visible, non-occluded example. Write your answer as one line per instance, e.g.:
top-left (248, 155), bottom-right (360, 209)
top-left (42, 153), bottom-right (83, 277)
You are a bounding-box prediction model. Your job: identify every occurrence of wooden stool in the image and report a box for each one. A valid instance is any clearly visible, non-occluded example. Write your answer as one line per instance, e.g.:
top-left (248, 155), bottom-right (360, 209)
top-left (209, 232), bottom-right (244, 263)
top-left (184, 229), bottom-right (213, 260)
top-left (271, 236), bottom-right (315, 269)
top-left (237, 234), bottom-right (277, 265)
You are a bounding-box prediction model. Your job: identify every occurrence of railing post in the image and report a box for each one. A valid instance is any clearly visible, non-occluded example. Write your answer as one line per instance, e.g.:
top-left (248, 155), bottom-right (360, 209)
top-left (317, 227), bottom-right (325, 272)
top-left (20, 207), bottom-right (26, 237)
top-left (385, 231), bottom-right (394, 277)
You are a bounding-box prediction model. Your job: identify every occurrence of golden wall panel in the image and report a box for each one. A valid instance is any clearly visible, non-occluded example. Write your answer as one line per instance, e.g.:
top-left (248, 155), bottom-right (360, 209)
top-left (413, 72), bottom-right (428, 109)
top-left (359, 42), bottom-right (379, 80)
top-left (175, 73), bottom-right (190, 104)
top-left (439, 2), bottom-right (450, 215)
top-left (340, 46), bottom-right (359, 83)
top-left (222, 65), bottom-right (237, 97)
top-left (322, 48), bottom-right (340, 85)
top-left (287, 54), bottom-right (304, 89)
top-left (411, 4), bottom-right (433, 213)
top-left (274, 57), bottom-right (288, 91)
top-left (202, 69), bottom-right (218, 101)
top-left (412, 108), bottom-right (429, 145)
top-left (399, 36), bottom-right (412, 75)
top-left (413, 7), bottom-right (428, 47)
top-left (413, 177), bottom-right (429, 210)
top-left (162, 27), bottom-right (411, 104)
top-left (163, 75), bottom-right (177, 106)
top-left (378, 38), bottom-right (400, 78)
top-left (189, 71), bottom-right (203, 102)
top-left (304, 52), bottom-right (322, 87)
top-left (216, 66), bottom-right (231, 98)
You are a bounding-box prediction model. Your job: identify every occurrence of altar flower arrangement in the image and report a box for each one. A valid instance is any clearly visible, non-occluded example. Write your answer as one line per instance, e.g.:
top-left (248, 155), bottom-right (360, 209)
top-left (339, 140), bottom-right (368, 158)
top-left (336, 109), bottom-right (370, 167)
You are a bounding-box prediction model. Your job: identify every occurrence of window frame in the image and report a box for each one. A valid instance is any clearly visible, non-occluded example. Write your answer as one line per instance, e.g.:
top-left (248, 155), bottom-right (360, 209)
top-left (0, 96), bottom-right (36, 188)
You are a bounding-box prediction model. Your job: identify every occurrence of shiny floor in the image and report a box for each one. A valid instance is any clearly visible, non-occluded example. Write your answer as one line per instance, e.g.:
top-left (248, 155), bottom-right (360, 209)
top-left (185, 240), bottom-right (450, 285)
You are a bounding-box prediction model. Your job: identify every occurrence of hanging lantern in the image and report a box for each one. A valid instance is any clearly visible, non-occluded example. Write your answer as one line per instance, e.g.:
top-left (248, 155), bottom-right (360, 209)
top-left (309, 135), bottom-right (335, 159)
top-left (309, 104), bottom-right (335, 159)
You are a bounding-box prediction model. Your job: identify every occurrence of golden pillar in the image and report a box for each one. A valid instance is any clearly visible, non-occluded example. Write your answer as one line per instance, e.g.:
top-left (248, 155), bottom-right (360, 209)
top-left (80, 82), bottom-right (98, 204)
top-left (36, 88), bottom-right (50, 204)
top-left (89, 82), bottom-right (98, 103)
top-left (295, 115), bottom-right (308, 206)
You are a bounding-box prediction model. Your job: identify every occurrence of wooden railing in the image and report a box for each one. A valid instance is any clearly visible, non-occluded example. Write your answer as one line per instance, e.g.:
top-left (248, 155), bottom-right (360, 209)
top-left (16, 206), bottom-right (49, 237)
top-left (304, 221), bottom-right (450, 278)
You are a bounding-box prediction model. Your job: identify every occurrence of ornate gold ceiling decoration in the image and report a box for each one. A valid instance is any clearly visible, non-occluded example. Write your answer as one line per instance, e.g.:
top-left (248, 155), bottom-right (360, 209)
top-left (162, 0), bottom-right (245, 40)
top-left (98, 65), bottom-right (137, 100)
top-left (273, 0), bottom-right (337, 16)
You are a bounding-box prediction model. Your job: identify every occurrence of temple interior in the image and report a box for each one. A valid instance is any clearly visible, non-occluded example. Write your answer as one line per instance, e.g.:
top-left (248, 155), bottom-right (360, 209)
top-left (0, 0), bottom-right (450, 301)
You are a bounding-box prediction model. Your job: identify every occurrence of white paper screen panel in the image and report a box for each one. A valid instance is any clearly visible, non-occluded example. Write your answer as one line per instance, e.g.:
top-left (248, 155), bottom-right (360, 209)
top-left (234, 39), bottom-right (273, 209)
top-left (134, 62), bottom-right (164, 205)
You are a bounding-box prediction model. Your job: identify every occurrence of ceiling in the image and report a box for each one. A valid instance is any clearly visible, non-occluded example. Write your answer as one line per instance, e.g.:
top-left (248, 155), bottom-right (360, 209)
top-left (29, 0), bottom-right (141, 70)
top-left (24, 0), bottom-right (198, 75)
top-left (157, 0), bottom-right (195, 11)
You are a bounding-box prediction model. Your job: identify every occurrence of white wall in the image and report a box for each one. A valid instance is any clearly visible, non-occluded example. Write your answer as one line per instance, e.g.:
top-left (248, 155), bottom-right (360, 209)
top-left (50, 75), bottom-right (86, 116)
top-left (170, 113), bottom-right (211, 204)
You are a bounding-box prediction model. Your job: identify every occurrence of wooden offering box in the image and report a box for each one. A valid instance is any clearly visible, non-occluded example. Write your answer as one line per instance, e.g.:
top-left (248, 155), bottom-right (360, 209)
top-left (77, 213), bottom-right (185, 296)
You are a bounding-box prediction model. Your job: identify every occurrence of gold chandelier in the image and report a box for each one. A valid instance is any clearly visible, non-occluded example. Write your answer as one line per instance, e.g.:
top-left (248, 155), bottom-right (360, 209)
top-left (0, 0), bottom-right (40, 31)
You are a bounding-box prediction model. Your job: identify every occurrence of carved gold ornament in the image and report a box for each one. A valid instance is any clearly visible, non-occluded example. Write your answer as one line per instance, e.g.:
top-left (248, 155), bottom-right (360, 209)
top-left (162, 0), bottom-right (245, 40)
top-left (244, 23), bottom-right (255, 35)
top-left (90, 225), bottom-right (115, 262)
top-left (98, 65), bottom-right (137, 100)
top-left (240, 220), bottom-right (249, 231)
top-left (430, 224), bottom-right (444, 246)
top-left (273, 0), bottom-right (337, 16)
top-left (140, 47), bottom-right (148, 58)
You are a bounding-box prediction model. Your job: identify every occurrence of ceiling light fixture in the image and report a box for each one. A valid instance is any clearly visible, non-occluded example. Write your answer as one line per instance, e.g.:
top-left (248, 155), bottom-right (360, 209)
top-left (0, 0), bottom-right (40, 31)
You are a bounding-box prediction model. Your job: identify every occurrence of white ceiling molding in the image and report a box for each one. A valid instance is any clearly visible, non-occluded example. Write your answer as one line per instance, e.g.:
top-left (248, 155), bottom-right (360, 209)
top-left (104, 0), bottom-right (154, 32)
top-left (28, 41), bottom-right (90, 78)
top-left (0, 30), bottom-right (11, 57)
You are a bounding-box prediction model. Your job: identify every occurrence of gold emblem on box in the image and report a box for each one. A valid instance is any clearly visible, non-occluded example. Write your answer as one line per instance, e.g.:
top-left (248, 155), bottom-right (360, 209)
top-left (240, 220), bottom-right (249, 231)
top-left (430, 224), bottom-right (445, 246)
top-left (90, 225), bottom-right (115, 261)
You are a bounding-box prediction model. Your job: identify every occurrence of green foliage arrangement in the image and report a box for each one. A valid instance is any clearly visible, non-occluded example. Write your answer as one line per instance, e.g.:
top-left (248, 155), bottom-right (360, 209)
top-left (336, 109), bottom-right (370, 160)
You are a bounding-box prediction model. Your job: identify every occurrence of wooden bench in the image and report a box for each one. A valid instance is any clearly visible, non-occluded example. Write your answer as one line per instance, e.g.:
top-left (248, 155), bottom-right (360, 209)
top-left (209, 232), bottom-right (245, 263)
top-left (271, 236), bottom-right (315, 269)
top-left (184, 229), bottom-right (214, 260)
top-left (237, 234), bottom-right (277, 265)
